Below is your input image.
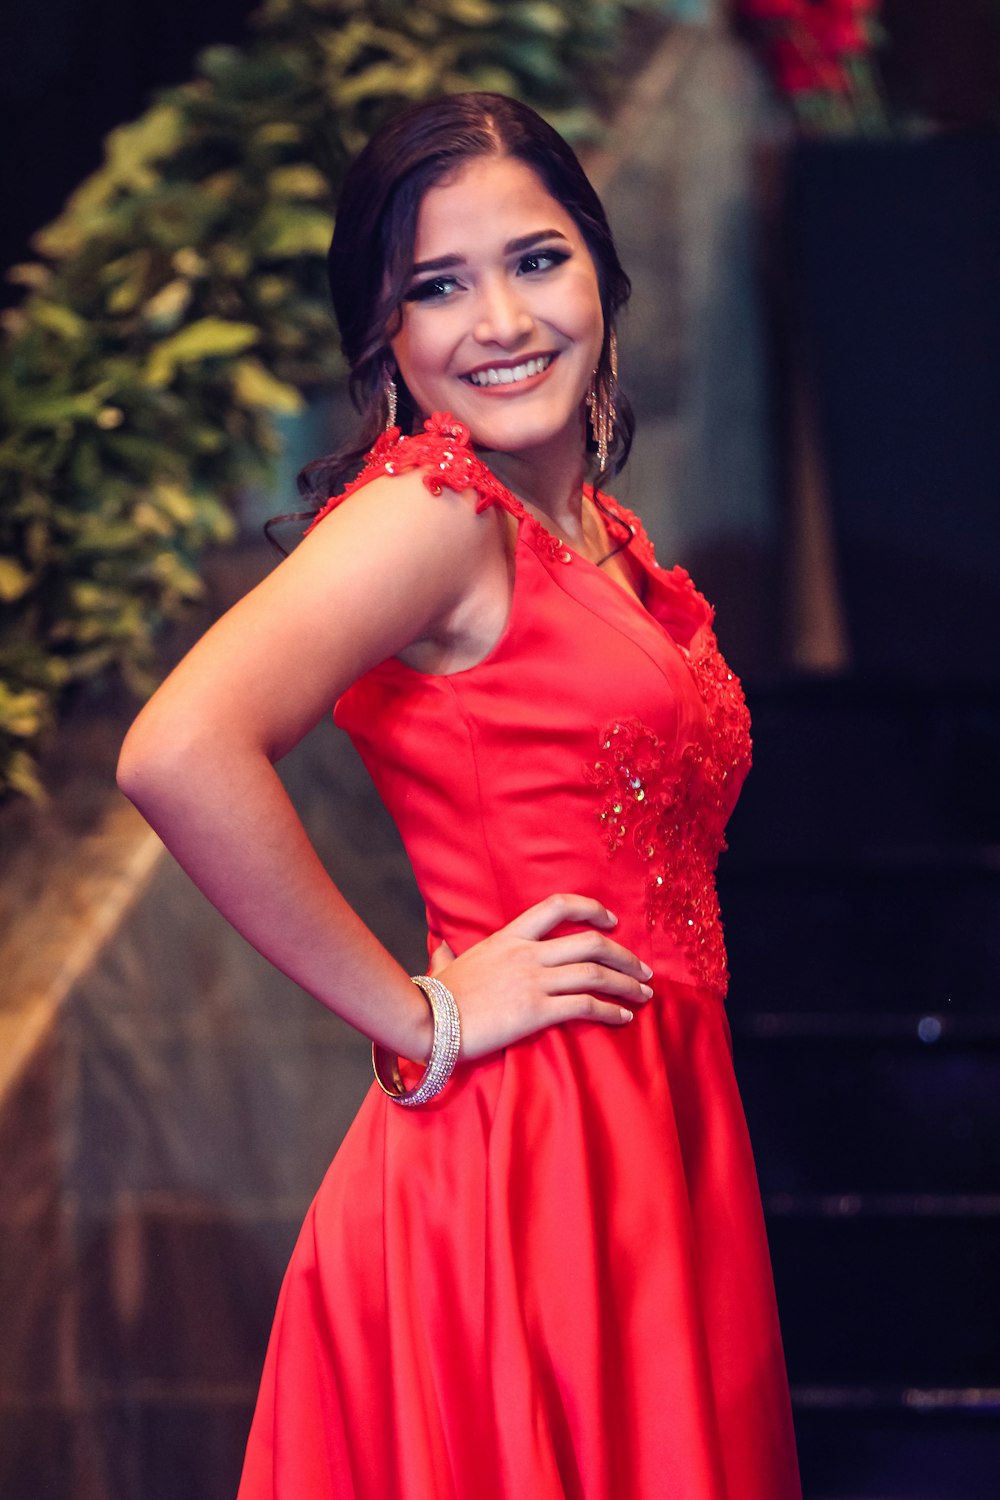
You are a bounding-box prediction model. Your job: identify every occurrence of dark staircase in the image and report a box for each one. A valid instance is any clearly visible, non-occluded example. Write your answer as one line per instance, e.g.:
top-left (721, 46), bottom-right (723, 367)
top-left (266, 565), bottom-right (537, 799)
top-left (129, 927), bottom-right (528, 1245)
top-left (719, 677), bottom-right (1000, 1500)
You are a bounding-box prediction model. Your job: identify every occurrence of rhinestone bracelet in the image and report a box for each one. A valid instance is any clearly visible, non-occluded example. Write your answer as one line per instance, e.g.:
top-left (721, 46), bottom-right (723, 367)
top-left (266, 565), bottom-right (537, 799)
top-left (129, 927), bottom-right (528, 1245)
top-left (372, 975), bottom-right (462, 1107)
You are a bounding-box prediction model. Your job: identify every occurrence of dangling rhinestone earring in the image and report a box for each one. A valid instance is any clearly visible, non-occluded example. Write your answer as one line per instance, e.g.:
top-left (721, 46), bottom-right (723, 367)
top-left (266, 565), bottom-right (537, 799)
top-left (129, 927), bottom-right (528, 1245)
top-left (586, 330), bottom-right (618, 472)
top-left (384, 374), bottom-right (398, 431)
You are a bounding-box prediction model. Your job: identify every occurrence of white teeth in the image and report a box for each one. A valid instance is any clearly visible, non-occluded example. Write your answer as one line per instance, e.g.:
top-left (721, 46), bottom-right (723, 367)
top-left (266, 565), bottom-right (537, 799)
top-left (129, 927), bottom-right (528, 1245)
top-left (467, 354), bottom-right (553, 387)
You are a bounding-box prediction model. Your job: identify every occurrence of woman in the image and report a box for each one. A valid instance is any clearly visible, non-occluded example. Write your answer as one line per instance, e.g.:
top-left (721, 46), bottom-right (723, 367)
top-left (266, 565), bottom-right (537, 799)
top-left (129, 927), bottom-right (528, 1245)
top-left (118, 93), bottom-right (801, 1500)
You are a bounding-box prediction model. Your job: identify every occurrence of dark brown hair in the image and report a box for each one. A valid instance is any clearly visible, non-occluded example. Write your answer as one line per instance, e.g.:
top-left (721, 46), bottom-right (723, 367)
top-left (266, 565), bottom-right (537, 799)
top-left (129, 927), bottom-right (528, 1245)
top-left (298, 91), bottom-right (633, 505)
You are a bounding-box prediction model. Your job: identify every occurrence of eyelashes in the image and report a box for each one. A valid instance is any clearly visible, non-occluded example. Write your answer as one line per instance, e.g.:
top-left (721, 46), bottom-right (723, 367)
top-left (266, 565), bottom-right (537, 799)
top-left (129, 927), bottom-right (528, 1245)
top-left (403, 247), bottom-right (571, 304)
top-left (518, 248), bottom-right (570, 275)
top-left (403, 276), bottom-right (459, 304)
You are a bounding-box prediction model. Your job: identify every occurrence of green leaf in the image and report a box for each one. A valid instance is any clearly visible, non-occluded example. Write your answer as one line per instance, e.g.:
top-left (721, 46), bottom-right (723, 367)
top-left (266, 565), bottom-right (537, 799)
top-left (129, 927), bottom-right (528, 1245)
top-left (142, 278), bottom-right (194, 330)
top-left (254, 274), bottom-right (293, 307)
top-left (232, 358), bottom-right (305, 413)
top-left (144, 318), bottom-right (260, 387)
top-left (257, 205), bottom-right (334, 258)
top-left (439, 0), bottom-right (499, 24)
top-left (510, 1), bottom-right (569, 36)
top-left (267, 164), bottom-right (331, 200)
top-left (0, 557), bottom-right (34, 602)
top-left (102, 249), bottom-right (154, 314)
top-left (2, 748), bottom-right (46, 802)
top-left (30, 302), bottom-right (88, 340)
top-left (254, 122), bottom-right (304, 146)
top-left (132, 500), bottom-right (175, 536)
top-left (335, 59), bottom-right (439, 108)
top-left (149, 551), bottom-right (206, 600)
top-left (33, 103), bottom-right (184, 257)
top-left (211, 243), bottom-right (253, 277)
top-left (0, 683), bottom-right (47, 737)
top-left (105, 103), bottom-right (186, 180)
top-left (151, 483), bottom-right (198, 525)
top-left (6, 262), bottom-right (53, 291)
top-left (5, 387), bottom-right (110, 428)
top-left (68, 580), bottom-right (126, 612)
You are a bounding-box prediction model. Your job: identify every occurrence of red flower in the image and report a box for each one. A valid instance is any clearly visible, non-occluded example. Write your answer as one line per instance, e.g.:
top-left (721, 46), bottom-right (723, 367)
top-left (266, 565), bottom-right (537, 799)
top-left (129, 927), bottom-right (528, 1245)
top-left (812, 12), bottom-right (869, 54)
top-left (737, 0), bottom-right (883, 124)
top-left (770, 36), bottom-right (850, 93)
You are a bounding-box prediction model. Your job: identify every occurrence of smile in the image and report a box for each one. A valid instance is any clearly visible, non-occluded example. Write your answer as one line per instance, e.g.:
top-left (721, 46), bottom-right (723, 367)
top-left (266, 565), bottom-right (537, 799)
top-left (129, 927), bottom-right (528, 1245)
top-left (463, 354), bottom-right (555, 388)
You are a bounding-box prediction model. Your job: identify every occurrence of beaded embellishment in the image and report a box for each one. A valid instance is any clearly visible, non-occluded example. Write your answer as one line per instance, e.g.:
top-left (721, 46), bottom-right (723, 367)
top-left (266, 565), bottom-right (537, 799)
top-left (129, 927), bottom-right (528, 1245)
top-left (306, 414), bottom-right (630, 571)
top-left (528, 525), bottom-right (574, 565)
top-left (305, 413), bottom-right (526, 532)
top-left (588, 616), bottom-right (751, 996)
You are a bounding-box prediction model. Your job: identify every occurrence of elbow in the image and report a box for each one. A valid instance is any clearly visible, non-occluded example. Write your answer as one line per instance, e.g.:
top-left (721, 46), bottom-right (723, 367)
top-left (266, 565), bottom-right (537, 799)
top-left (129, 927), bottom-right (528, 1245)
top-left (118, 702), bottom-right (270, 821)
top-left (116, 707), bottom-right (199, 816)
top-left (115, 722), bottom-right (152, 807)
top-left (116, 717), bottom-right (168, 814)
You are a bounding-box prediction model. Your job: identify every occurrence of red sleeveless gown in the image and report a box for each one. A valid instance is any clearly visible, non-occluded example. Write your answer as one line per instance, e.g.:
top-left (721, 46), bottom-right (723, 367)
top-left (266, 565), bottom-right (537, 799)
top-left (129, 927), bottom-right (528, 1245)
top-left (237, 414), bottom-right (802, 1500)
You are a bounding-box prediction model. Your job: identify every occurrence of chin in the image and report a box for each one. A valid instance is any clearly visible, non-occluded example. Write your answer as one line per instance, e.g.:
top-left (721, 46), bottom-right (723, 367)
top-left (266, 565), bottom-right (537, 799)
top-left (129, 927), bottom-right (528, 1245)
top-left (458, 397), bottom-right (581, 456)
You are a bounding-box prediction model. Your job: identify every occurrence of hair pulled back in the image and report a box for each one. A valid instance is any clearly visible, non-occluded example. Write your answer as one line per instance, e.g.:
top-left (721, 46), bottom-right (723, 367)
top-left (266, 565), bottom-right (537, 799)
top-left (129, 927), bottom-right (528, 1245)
top-left (300, 92), bottom-right (633, 502)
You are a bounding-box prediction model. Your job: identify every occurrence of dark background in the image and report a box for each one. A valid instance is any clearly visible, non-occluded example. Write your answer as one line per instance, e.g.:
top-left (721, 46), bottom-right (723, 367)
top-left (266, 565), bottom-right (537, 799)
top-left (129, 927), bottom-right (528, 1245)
top-left (0, 0), bottom-right (256, 304)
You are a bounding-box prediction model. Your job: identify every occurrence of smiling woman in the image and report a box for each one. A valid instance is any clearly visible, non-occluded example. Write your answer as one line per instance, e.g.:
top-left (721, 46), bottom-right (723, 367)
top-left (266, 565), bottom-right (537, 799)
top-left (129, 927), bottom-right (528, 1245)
top-left (117, 93), bottom-right (802, 1500)
top-left (306, 92), bottom-right (634, 509)
top-left (391, 158), bottom-right (604, 477)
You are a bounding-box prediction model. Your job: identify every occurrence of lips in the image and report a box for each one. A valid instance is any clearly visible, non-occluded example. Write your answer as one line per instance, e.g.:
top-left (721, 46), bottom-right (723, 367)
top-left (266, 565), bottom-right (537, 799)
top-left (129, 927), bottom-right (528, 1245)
top-left (462, 353), bottom-right (556, 388)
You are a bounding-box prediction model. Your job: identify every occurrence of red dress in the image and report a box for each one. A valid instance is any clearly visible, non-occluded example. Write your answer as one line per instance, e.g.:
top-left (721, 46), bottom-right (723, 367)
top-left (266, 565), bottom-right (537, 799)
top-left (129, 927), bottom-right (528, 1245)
top-left (237, 415), bottom-right (801, 1500)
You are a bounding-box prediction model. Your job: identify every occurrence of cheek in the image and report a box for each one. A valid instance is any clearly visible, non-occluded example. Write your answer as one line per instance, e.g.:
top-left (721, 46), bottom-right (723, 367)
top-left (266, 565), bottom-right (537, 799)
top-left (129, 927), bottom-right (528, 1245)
top-left (557, 270), bottom-right (604, 355)
top-left (392, 314), bottom-right (451, 388)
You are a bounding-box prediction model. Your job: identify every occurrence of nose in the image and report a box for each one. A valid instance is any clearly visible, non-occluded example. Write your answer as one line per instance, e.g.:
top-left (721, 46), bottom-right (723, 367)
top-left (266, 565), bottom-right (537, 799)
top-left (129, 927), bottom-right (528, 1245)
top-left (472, 275), bottom-right (534, 348)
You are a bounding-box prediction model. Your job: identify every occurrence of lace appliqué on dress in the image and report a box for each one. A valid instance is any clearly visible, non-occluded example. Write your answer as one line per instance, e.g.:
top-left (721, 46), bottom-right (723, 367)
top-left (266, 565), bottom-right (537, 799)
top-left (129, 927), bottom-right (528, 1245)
top-left (587, 628), bottom-right (751, 997)
top-left (597, 494), bottom-right (659, 569)
top-left (306, 418), bottom-right (653, 578)
top-left (305, 413), bottom-right (525, 532)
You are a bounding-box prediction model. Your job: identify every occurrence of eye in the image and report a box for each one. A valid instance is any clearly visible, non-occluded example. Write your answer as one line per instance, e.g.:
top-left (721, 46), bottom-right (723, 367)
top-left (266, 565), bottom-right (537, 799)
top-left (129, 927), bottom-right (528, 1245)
top-left (518, 248), bottom-right (570, 275)
top-left (403, 275), bottom-right (461, 303)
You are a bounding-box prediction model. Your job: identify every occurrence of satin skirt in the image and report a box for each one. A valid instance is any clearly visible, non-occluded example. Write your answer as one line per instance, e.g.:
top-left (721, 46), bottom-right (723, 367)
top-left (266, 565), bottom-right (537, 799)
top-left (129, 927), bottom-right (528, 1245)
top-left (236, 979), bottom-right (801, 1500)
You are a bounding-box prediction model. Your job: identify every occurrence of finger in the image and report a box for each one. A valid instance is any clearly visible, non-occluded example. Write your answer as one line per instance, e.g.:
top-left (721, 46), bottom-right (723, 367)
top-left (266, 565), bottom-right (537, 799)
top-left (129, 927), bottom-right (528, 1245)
top-left (543, 993), bottom-right (637, 1027)
top-left (428, 939), bottom-right (455, 976)
top-left (544, 963), bottom-right (653, 1004)
top-left (536, 930), bottom-right (652, 980)
top-left (505, 893), bottom-right (618, 943)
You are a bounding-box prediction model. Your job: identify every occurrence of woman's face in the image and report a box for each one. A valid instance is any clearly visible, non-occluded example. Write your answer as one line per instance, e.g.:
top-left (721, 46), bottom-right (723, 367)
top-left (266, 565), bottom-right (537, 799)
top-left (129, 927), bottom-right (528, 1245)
top-left (391, 155), bottom-right (604, 464)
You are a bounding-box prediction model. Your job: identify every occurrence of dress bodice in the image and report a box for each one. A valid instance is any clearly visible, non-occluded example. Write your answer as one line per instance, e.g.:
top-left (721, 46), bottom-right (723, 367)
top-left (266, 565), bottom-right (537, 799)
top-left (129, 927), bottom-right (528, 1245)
top-left (310, 414), bottom-right (751, 998)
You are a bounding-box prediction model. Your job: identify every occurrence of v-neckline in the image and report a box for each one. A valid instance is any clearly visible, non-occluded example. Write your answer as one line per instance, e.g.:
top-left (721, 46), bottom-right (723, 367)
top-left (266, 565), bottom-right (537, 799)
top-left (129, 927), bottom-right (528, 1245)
top-left (515, 497), bottom-right (707, 667)
top-left (509, 489), bottom-right (647, 610)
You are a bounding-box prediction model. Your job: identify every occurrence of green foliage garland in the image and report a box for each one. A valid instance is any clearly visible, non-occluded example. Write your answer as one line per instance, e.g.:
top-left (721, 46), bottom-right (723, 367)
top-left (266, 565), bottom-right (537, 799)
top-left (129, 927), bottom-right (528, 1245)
top-left (0, 0), bottom-right (675, 800)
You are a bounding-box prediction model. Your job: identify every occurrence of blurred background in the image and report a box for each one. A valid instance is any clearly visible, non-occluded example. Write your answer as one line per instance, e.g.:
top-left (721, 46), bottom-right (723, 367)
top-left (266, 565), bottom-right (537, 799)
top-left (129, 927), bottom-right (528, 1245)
top-left (1, 1), bottom-right (998, 1495)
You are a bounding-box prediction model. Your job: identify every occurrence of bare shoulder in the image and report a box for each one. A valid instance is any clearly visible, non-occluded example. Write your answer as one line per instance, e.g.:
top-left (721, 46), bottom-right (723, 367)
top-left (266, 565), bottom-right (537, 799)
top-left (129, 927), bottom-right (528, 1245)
top-left (301, 462), bottom-right (504, 569)
top-left (120, 460), bottom-right (508, 757)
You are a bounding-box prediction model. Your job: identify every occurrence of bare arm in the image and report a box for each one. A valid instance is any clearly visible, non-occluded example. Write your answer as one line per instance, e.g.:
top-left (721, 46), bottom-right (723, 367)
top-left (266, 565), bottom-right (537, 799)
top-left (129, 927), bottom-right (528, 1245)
top-left (118, 472), bottom-right (651, 1062)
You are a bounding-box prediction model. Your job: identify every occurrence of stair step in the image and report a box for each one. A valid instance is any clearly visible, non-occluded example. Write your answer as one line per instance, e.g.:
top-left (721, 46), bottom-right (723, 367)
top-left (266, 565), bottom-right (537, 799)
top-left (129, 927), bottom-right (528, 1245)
top-left (720, 853), bottom-right (1000, 1014)
top-left (734, 1035), bottom-right (1000, 1195)
top-left (766, 1195), bottom-right (1000, 1218)
top-left (768, 1216), bottom-right (1000, 1387)
top-left (793, 1397), bottom-right (1000, 1500)
top-left (732, 680), bottom-right (1000, 851)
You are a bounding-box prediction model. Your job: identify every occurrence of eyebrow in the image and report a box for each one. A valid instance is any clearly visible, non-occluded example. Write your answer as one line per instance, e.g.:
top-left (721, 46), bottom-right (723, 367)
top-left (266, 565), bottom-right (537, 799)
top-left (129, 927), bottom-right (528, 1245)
top-left (410, 229), bottom-right (571, 276)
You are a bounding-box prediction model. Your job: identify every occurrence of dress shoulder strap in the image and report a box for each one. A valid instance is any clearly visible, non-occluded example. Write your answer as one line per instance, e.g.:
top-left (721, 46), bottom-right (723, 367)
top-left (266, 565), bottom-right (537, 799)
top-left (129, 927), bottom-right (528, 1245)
top-left (592, 489), bottom-right (660, 571)
top-left (305, 412), bottom-right (526, 534)
top-left (594, 488), bottom-right (717, 633)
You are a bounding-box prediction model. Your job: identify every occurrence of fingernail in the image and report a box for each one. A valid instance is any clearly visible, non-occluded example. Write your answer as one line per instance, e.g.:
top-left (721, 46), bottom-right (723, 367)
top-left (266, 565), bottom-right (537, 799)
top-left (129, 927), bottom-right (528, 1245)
top-left (606, 910), bottom-right (618, 924)
top-left (639, 984), bottom-right (653, 999)
top-left (619, 1007), bottom-right (633, 1022)
top-left (640, 962), bottom-right (653, 979)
